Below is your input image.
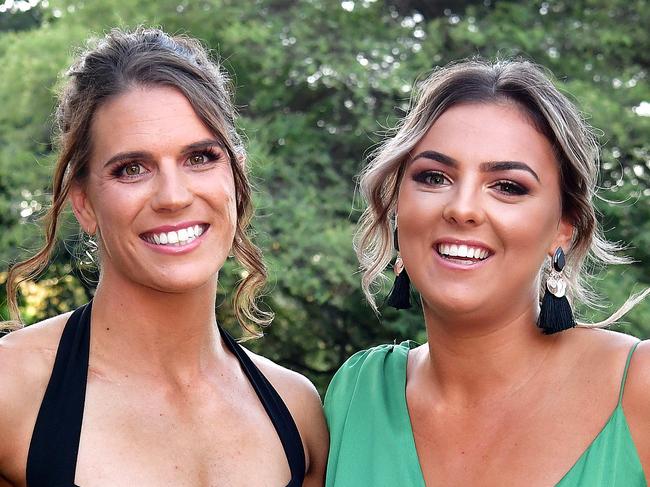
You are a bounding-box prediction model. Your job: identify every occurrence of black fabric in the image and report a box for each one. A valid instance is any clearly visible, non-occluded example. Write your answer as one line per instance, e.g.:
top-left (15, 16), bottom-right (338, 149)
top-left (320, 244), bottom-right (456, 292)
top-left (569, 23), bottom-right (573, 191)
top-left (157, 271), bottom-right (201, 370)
top-left (26, 303), bottom-right (90, 487)
top-left (26, 301), bottom-right (305, 487)
top-left (219, 328), bottom-right (306, 486)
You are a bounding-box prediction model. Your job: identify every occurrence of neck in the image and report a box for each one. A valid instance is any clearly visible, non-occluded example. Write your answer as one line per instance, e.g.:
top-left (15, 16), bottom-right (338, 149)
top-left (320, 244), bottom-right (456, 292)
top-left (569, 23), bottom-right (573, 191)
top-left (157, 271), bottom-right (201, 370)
top-left (89, 271), bottom-right (225, 381)
top-left (417, 301), bottom-right (557, 407)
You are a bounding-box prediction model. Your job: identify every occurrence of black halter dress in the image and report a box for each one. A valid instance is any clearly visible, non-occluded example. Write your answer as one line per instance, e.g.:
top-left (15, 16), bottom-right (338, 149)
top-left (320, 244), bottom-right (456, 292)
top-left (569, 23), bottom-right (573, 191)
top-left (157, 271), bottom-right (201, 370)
top-left (26, 302), bottom-right (305, 486)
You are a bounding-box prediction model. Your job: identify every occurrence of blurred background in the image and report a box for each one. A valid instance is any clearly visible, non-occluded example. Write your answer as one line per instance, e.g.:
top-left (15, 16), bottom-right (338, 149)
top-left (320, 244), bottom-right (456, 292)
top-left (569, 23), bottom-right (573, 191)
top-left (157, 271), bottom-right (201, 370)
top-left (1, 0), bottom-right (649, 392)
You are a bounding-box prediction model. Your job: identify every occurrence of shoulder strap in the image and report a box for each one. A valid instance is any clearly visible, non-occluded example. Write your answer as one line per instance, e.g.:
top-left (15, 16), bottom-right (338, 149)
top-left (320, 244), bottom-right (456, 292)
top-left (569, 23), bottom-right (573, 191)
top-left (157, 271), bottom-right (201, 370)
top-left (618, 341), bottom-right (641, 404)
top-left (26, 302), bottom-right (92, 487)
top-left (218, 327), bottom-right (305, 486)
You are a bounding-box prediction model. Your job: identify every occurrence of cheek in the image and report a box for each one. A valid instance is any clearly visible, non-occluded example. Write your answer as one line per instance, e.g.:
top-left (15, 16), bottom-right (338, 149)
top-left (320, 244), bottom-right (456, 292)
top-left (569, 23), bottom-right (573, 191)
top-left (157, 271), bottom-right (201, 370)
top-left (491, 200), bottom-right (561, 251)
top-left (396, 185), bottom-right (443, 248)
top-left (87, 182), bottom-right (141, 230)
top-left (201, 172), bottom-right (237, 227)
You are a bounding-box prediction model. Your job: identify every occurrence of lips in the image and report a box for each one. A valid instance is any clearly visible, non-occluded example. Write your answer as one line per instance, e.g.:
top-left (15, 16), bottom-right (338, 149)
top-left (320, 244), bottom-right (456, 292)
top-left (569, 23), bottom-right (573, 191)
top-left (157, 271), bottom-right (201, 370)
top-left (437, 243), bottom-right (490, 260)
top-left (140, 223), bottom-right (209, 246)
top-left (435, 240), bottom-right (493, 265)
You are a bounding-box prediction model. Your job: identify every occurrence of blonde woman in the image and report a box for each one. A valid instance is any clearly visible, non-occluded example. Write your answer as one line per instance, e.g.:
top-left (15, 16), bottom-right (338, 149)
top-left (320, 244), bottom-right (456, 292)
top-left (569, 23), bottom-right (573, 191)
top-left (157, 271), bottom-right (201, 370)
top-left (0, 28), bottom-right (327, 487)
top-left (325, 59), bottom-right (649, 486)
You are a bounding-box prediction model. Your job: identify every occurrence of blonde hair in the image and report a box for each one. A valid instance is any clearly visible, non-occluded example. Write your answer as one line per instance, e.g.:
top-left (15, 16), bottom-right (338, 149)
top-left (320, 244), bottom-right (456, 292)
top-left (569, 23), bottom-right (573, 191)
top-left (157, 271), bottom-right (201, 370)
top-left (4, 27), bottom-right (272, 336)
top-left (355, 58), bottom-right (649, 324)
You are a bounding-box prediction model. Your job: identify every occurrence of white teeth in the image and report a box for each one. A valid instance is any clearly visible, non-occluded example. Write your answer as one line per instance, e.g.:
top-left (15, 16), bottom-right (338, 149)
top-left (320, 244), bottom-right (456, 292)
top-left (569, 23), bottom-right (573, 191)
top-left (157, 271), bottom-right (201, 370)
top-left (437, 243), bottom-right (489, 260)
top-left (144, 225), bottom-right (206, 246)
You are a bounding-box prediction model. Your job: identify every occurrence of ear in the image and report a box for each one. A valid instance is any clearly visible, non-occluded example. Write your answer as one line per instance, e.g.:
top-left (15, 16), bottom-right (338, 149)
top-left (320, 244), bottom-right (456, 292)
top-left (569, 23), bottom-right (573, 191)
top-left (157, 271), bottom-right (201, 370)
top-left (69, 182), bottom-right (97, 234)
top-left (549, 217), bottom-right (574, 256)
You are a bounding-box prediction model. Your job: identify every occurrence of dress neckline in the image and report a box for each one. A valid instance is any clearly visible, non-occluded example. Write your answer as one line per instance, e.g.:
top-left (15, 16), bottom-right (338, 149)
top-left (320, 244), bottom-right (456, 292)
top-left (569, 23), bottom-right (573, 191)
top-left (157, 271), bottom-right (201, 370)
top-left (395, 341), bottom-right (641, 486)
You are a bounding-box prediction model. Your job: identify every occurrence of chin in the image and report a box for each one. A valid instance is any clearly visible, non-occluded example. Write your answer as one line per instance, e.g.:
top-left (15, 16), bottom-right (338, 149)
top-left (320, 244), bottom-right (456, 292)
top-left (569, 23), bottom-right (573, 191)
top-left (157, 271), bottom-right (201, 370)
top-left (146, 276), bottom-right (217, 294)
top-left (129, 264), bottom-right (221, 295)
top-left (422, 293), bottom-right (487, 317)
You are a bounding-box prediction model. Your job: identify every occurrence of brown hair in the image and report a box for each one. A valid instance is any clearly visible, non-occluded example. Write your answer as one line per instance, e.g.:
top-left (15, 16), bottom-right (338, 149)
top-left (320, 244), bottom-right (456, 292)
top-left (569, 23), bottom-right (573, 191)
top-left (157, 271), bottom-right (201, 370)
top-left (4, 27), bottom-right (272, 335)
top-left (356, 58), bottom-right (648, 324)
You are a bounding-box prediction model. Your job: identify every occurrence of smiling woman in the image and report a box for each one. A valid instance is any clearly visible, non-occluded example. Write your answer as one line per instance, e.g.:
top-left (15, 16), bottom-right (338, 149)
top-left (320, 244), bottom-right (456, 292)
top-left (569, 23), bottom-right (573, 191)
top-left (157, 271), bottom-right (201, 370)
top-left (325, 59), bottom-right (650, 486)
top-left (0, 28), bottom-right (327, 487)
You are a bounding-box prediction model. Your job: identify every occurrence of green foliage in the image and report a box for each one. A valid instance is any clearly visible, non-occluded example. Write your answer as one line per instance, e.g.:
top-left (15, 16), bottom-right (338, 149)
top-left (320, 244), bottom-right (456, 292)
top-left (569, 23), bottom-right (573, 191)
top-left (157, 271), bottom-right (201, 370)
top-left (1, 0), bottom-right (648, 392)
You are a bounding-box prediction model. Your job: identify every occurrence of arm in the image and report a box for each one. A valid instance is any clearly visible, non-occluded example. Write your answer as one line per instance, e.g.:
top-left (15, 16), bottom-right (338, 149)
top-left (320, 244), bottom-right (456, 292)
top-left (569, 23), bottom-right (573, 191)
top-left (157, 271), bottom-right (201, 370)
top-left (294, 377), bottom-right (329, 487)
top-left (622, 339), bottom-right (650, 478)
top-left (250, 354), bottom-right (329, 486)
top-left (0, 333), bottom-right (32, 486)
top-left (0, 318), bottom-right (65, 485)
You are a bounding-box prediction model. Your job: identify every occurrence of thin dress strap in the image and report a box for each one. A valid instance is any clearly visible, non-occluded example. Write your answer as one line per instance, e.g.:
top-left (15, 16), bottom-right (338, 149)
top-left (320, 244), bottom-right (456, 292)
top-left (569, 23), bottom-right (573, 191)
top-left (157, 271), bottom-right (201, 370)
top-left (26, 302), bottom-right (92, 487)
top-left (618, 341), bottom-right (641, 405)
top-left (219, 327), bottom-right (306, 487)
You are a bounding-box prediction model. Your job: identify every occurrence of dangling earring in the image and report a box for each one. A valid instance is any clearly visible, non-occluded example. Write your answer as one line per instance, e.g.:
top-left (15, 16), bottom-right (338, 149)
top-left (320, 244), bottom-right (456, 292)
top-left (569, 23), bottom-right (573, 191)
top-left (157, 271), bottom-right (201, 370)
top-left (386, 228), bottom-right (412, 310)
top-left (537, 247), bottom-right (575, 334)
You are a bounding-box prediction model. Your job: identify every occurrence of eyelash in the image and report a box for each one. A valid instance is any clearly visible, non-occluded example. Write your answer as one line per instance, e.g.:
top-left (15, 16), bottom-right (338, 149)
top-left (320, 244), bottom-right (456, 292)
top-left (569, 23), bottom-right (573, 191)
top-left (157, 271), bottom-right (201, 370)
top-left (412, 170), bottom-right (529, 196)
top-left (491, 180), bottom-right (529, 196)
top-left (412, 170), bottom-right (450, 186)
top-left (110, 148), bottom-right (224, 179)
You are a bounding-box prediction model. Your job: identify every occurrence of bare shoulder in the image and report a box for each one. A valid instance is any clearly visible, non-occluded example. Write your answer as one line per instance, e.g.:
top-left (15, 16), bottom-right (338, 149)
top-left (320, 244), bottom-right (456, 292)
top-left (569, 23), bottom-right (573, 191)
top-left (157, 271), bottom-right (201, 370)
top-left (566, 327), bottom-right (640, 369)
top-left (247, 350), bottom-right (325, 429)
top-left (0, 313), bottom-right (71, 470)
top-left (248, 351), bottom-right (320, 405)
top-left (624, 339), bottom-right (650, 402)
top-left (621, 339), bottom-right (650, 471)
top-left (247, 351), bottom-right (328, 485)
top-left (0, 312), bottom-right (71, 373)
top-left (0, 313), bottom-right (70, 400)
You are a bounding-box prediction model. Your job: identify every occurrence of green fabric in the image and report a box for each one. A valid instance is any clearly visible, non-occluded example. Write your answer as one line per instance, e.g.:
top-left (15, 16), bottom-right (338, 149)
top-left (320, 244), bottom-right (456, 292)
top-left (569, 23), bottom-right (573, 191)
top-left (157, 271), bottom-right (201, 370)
top-left (324, 341), bottom-right (646, 486)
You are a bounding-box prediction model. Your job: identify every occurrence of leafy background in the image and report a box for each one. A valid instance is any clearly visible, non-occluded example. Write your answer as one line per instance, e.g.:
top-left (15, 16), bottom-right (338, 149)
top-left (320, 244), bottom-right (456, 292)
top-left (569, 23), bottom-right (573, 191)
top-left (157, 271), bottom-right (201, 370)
top-left (1, 0), bottom-right (649, 392)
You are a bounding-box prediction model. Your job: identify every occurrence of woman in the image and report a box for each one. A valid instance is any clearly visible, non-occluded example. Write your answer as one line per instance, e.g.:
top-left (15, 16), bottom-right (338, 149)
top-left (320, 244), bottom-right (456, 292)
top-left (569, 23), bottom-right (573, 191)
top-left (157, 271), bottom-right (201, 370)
top-left (0, 28), bottom-right (327, 486)
top-left (325, 59), bottom-right (650, 486)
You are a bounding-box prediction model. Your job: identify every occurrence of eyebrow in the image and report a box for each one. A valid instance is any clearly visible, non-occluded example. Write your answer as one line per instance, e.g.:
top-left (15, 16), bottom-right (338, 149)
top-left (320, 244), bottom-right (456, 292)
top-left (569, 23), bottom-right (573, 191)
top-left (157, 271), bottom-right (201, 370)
top-left (102, 138), bottom-right (226, 167)
top-left (409, 150), bottom-right (540, 182)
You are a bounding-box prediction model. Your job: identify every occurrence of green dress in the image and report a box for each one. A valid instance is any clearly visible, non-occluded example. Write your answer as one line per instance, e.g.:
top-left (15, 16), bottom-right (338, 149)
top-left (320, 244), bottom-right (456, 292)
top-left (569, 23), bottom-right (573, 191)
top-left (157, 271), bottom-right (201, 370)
top-left (324, 341), bottom-right (646, 486)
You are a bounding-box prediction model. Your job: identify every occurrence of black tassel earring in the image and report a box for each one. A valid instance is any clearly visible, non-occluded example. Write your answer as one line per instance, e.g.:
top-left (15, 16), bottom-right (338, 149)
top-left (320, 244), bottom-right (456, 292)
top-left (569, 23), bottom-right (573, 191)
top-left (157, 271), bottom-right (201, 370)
top-left (387, 228), bottom-right (412, 310)
top-left (537, 247), bottom-right (575, 334)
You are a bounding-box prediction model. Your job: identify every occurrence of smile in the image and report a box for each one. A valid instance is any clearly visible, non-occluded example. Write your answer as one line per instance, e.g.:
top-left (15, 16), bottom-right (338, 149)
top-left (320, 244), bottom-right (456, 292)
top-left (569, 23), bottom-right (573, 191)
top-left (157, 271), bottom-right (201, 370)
top-left (436, 243), bottom-right (491, 262)
top-left (141, 224), bottom-right (208, 246)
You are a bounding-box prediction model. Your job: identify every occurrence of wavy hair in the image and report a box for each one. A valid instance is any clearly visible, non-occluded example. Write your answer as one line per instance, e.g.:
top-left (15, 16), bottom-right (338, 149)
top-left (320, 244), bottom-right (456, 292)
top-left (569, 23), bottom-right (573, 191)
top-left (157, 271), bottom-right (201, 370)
top-left (4, 27), bottom-right (272, 336)
top-left (355, 58), bottom-right (648, 325)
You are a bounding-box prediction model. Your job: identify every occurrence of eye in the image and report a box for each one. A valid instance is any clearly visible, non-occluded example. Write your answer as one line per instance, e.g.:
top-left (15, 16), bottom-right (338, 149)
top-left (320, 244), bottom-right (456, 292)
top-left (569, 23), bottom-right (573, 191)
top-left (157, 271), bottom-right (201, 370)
top-left (124, 163), bottom-right (143, 176)
top-left (413, 170), bottom-right (450, 187)
top-left (112, 162), bottom-right (147, 179)
top-left (189, 153), bottom-right (209, 165)
top-left (187, 149), bottom-right (223, 167)
top-left (491, 180), bottom-right (528, 196)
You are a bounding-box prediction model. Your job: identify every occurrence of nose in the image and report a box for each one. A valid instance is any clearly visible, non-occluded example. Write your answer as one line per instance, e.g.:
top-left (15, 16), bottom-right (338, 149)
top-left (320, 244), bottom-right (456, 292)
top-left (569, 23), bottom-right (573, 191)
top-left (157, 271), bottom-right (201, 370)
top-left (441, 183), bottom-right (484, 226)
top-left (150, 163), bottom-right (193, 212)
